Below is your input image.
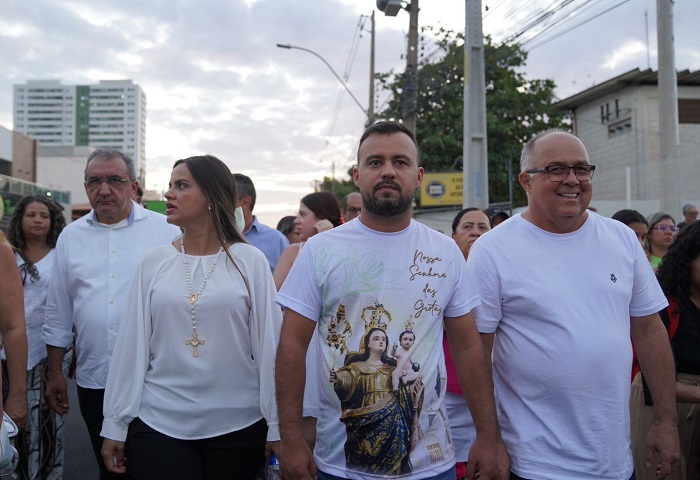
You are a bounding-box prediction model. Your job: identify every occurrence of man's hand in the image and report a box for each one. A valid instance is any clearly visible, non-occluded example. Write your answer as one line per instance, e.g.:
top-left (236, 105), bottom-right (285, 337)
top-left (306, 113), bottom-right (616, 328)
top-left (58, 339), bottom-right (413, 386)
top-left (46, 370), bottom-right (69, 415)
top-left (4, 391), bottom-right (27, 428)
top-left (101, 438), bottom-right (126, 474)
top-left (644, 420), bottom-right (680, 479)
top-left (466, 435), bottom-right (510, 480)
top-left (280, 440), bottom-right (317, 480)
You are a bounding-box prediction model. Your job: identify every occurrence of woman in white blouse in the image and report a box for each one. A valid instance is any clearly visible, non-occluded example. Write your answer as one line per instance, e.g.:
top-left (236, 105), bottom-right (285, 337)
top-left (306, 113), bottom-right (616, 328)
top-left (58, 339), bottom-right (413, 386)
top-left (100, 155), bottom-right (282, 480)
top-left (7, 195), bottom-right (67, 479)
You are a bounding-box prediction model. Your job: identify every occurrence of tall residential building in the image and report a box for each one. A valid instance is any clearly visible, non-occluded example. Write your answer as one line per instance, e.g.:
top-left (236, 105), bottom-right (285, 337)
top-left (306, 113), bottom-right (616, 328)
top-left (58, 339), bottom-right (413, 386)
top-left (13, 79), bottom-right (147, 183)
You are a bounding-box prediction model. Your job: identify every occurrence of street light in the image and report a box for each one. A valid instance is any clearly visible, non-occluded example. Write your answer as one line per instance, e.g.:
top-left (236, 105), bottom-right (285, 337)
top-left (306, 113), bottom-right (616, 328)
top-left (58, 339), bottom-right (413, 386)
top-left (376, 0), bottom-right (419, 134)
top-left (276, 43), bottom-right (368, 118)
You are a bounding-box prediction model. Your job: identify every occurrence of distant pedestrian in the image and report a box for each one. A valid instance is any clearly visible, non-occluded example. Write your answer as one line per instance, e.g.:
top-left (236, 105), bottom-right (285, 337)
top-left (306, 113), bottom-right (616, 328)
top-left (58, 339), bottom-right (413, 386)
top-left (233, 173), bottom-right (289, 271)
top-left (341, 192), bottom-right (362, 221)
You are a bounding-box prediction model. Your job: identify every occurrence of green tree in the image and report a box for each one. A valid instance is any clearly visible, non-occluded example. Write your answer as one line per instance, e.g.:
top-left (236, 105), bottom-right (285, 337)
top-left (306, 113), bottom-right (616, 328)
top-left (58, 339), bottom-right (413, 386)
top-left (376, 28), bottom-right (569, 205)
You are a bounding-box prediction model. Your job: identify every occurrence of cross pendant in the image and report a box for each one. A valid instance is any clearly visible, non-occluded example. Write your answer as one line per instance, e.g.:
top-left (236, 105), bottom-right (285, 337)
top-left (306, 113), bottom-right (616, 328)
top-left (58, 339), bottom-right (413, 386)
top-left (186, 330), bottom-right (205, 357)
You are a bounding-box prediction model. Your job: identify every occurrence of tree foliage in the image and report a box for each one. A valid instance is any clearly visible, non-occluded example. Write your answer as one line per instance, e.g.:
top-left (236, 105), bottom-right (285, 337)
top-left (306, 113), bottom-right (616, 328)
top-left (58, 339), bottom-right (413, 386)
top-left (375, 28), bottom-right (569, 205)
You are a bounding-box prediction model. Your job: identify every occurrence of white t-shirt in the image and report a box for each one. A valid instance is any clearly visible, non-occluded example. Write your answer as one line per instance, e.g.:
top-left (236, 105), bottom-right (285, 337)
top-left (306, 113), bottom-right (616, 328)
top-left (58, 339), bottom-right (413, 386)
top-left (276, 219), bottom-right (479, 480)
top-left (466, 213), bottom-right (667, 480)
top-left (101, 242), bottom-right (282, 442)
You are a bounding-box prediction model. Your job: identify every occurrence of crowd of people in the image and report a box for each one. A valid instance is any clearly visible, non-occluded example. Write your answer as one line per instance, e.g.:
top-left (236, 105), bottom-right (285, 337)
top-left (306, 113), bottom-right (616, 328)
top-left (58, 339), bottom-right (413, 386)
top-left (0, 124), bottom-right (696, 480)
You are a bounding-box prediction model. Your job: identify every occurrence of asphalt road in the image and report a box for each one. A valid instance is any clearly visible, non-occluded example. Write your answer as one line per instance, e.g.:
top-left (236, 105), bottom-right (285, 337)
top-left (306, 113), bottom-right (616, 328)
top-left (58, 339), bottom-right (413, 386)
top-left (63, 377), bottom-right (99, 480)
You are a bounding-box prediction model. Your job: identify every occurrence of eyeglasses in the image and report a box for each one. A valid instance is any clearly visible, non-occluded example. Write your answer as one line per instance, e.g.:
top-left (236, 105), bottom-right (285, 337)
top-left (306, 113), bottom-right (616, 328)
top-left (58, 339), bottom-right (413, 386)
top-left (525, 165), bottom-right (596, 182)
top-left (652, 225), bottom-right (679, 233)
top-left (85, 176), bottom-right (131, 190)
top-left (346, 207), bottom-right (361, 214)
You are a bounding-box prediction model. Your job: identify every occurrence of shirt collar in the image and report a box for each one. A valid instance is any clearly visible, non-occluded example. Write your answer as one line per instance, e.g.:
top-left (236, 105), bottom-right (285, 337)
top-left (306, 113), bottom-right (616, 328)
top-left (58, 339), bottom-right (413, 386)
top-left (86, 200), bottom-right (138, 227)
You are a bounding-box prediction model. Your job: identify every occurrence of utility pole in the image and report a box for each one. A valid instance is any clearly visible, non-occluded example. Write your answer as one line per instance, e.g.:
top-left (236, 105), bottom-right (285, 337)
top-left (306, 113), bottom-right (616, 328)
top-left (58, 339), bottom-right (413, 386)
top-left (463, 0), bottom-right (489, 209)
top-left (404, 0), bottom-right (419, 134)
top-left (376, 0), bottom-right (419, 133)
top-left (368, 11), bottom-right (376, 126)
top-left (657, 0), bottom-right (681, 216)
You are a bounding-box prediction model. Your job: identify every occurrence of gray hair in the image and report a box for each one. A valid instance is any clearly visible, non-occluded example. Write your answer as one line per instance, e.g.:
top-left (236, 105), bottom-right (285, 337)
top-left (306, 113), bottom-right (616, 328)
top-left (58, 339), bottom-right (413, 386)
top-left (682, 203), bottom-right (697, 214)
top-left (342, 191), bottom-right (361, 210)
top-left (84, 149), bottom-right (136, 181)
top-left (520, 128), bottom-right (572, 172)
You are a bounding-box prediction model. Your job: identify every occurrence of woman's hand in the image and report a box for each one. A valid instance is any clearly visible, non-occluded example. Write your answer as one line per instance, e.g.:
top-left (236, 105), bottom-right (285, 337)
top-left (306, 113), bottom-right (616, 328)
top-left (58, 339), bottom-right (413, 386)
top-left (314, 219), bottom-right (333, 234)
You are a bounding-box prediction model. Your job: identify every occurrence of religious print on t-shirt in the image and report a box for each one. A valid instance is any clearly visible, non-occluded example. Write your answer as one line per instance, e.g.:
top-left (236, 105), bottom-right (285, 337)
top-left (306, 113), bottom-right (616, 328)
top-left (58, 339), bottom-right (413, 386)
top-left (277, 220), bottom-right (479, 479)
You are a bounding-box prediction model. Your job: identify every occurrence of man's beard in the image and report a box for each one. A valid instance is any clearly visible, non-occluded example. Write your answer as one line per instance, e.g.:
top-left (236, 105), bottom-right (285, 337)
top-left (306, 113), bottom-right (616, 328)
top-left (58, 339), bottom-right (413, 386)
top-left (361, 180), bottom-right (415, 217)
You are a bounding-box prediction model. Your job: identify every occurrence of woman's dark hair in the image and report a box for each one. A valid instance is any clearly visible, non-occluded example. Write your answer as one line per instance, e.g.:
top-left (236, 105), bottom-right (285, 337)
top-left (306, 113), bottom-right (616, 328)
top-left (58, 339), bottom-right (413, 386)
top-left (344, 327), bottom-right (396, 367)
top-left (276, 216), bottom-right (296, 236)
top-left (612, 209), bottom-right (648, 227)
top-left (656, 221), bottom-right (700, 301)
top-left (646, 212), bottom-right (675, 256)
top-left (173, 156), bottom-right (246, 267)
top-left (301, 191), bottom-right (342, 227)
top-left (451, 207), bottom-right (485, 233)
top-left (7, 195), bottom-right (66, 282)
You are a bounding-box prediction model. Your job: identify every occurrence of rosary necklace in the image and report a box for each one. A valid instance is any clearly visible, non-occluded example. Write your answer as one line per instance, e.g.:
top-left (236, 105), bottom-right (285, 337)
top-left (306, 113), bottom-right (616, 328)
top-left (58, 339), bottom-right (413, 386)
top-left (180, 235), bottom-right (224, 357)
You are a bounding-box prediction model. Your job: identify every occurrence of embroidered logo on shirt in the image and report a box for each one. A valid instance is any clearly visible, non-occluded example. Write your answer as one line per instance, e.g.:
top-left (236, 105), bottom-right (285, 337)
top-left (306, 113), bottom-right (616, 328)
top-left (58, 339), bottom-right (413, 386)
top-left (610, 273), bottom-right (617, 283)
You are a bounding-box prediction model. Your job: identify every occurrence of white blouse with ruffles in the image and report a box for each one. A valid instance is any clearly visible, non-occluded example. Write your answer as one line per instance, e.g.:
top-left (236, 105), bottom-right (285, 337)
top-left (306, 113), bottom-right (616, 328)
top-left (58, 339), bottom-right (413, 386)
top-left (101, 242), bottom-right (282, 442)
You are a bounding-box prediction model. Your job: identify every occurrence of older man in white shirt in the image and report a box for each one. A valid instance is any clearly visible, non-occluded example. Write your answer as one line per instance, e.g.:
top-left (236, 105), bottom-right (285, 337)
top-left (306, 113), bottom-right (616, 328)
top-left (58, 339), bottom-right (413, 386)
top-left (42, 149), bottom-right (179, 479)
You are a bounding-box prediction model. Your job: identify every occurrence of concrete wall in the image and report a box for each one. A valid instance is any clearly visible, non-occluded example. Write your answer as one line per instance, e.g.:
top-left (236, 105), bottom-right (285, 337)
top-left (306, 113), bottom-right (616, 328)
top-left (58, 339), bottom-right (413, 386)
top-left (37, 145), bottom-right (94, 206)
top-left (571, 84), bottom-right (700, 220)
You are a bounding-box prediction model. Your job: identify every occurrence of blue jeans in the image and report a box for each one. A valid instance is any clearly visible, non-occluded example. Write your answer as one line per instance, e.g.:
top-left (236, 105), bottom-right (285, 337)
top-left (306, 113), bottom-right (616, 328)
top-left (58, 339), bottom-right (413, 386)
top-left (318, 465), bottom-right (456, 480)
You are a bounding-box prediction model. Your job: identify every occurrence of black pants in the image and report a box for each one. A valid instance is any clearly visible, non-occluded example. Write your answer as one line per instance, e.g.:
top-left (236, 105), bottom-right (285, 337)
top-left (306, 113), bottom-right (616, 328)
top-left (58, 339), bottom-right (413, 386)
top-left (124, 417), bottom-right (267, 480)
top-left (76, 386), bottom-right (124, 480)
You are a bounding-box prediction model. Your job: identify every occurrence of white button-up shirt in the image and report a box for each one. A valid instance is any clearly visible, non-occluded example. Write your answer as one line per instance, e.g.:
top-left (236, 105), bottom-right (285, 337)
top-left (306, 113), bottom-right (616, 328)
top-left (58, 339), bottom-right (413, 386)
top-left (42, 202), bottom-right (180, 388)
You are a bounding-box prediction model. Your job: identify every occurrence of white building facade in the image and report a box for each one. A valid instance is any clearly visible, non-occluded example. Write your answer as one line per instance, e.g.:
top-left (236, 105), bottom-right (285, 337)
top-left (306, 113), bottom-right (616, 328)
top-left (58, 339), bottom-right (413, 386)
top-left (13, 79), bottom-right (147, 183)
top-left (552, 68), bottom-right (700, 219)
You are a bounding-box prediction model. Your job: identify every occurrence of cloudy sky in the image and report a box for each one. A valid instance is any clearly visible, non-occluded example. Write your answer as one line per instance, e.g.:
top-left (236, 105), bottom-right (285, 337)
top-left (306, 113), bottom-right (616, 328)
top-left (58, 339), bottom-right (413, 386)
top-left (2, 0), bottom-right (699, 226)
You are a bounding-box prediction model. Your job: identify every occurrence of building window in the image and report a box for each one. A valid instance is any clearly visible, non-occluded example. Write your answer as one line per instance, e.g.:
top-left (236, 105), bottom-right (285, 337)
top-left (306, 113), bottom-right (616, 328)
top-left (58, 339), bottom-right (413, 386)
top-left (679, 99), bottom-right (700, 124)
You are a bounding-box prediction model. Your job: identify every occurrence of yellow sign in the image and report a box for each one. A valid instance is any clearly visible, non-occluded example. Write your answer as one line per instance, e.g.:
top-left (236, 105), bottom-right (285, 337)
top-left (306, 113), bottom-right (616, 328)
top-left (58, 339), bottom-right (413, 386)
top-left (419, 172), bottom-right (463, 207)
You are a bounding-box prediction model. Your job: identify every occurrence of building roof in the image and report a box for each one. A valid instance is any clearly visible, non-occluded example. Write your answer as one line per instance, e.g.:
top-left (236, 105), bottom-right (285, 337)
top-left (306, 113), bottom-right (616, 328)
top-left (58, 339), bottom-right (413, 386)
top-left (552, 68), bottom-right (700, 111)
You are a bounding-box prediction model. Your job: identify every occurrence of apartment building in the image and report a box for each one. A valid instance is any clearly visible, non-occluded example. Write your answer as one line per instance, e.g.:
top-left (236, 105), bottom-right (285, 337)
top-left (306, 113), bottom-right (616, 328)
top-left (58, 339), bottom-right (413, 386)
top-left (13, 79), bottom-right (146, 183)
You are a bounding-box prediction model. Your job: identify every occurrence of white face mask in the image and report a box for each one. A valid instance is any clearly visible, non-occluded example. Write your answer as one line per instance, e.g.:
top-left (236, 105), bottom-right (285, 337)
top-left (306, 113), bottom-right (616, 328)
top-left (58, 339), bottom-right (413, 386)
top-left (234, 206), bottom-right (245, 233)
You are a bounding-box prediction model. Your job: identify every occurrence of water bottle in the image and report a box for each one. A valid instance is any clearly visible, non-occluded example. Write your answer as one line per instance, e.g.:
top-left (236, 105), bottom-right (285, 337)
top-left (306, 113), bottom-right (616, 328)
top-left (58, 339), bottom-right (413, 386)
top-left (266, 452), bottom-right (281, 480)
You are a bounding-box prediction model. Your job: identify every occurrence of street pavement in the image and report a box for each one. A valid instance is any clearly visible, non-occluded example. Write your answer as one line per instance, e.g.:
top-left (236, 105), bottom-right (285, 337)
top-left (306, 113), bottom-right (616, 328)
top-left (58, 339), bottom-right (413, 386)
top-left (63, 377), bottom-right (99, 479)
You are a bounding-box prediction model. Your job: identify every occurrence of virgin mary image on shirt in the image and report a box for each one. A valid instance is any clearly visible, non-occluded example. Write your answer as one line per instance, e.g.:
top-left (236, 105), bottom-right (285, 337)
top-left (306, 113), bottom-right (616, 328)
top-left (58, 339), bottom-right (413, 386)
top-left (330, 326), bottom-right (424, 476)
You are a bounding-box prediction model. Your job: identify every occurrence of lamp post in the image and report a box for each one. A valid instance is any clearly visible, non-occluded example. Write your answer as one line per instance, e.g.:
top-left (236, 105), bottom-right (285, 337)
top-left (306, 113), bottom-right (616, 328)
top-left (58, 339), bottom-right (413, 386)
top-left (376, 0), bottom-right (419, 134)
top-left (276, 43), bottom-right (368, 118)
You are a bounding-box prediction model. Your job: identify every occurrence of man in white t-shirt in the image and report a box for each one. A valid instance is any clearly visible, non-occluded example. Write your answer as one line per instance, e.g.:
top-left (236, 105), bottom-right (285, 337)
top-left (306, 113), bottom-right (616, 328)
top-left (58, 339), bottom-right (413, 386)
top-left (275, 121), bottom-right (508, 480)
top-left (466, 130), bottom-right (680, 480)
